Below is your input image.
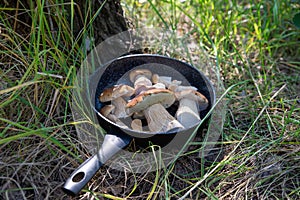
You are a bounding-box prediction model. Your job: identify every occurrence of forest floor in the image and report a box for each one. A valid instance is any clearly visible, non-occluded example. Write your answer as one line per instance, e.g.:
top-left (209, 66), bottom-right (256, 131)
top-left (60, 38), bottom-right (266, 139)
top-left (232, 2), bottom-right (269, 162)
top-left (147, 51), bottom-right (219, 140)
top-left (0, 1), bottom-right (299, 199)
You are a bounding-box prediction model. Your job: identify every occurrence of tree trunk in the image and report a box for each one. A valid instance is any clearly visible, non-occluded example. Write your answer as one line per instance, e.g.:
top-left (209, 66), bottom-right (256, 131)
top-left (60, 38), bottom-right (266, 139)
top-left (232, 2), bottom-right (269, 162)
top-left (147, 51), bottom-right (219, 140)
top-left (75, 0), bottom-right (128, 46)
top-left (1, 1), bottom-right (128, 46)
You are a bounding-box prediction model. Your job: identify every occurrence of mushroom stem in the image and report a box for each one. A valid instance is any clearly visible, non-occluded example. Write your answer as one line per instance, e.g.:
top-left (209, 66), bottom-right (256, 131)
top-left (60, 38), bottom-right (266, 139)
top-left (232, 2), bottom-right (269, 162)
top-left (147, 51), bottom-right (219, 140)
top-left (107, 114), bottom-right (128, 129)
top-left (174, 89), bottom-right (208, 128)
top-left (100, 104), bottom-right (115, 117)
top-left (112, 97), bottom-right (128, 118)
top-left (131, 119), bottom-right (143, 132)
top-left (144, 103), bottom-right (184, 132)
top-left (176, 98), bottom-right (201, 128)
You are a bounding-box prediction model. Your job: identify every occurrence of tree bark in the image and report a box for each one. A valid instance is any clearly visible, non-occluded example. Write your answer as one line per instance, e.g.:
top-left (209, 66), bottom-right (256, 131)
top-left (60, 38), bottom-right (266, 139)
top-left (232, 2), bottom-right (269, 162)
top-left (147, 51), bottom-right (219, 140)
top-left (75, 0), bottom-right (128, 46)
top-left (1, 1), bottom-right (128, 46)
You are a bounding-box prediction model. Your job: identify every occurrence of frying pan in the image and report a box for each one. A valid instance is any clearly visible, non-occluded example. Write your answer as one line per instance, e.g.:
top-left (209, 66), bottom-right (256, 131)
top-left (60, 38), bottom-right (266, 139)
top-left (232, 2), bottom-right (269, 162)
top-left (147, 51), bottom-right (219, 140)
top-left (62, 54), bottom-right (216, 195)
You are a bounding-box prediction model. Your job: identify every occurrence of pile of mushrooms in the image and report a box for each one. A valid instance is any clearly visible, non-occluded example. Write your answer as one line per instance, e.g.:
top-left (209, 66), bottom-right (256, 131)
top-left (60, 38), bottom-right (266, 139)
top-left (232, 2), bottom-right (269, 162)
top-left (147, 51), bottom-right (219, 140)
top-left (99, 68), bottom-right (209, 133)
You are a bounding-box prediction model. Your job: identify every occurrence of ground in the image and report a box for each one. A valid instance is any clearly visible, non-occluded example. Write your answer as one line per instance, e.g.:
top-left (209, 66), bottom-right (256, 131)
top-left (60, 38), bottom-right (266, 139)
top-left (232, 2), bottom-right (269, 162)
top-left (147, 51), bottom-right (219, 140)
top-left (0, 0), bottom-right (299, 199)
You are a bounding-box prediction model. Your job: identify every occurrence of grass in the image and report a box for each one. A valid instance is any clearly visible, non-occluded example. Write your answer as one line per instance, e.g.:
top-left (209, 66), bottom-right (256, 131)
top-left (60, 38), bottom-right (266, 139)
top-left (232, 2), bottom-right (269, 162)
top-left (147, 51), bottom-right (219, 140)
top-left (1, 0), bottom-right (300, 199)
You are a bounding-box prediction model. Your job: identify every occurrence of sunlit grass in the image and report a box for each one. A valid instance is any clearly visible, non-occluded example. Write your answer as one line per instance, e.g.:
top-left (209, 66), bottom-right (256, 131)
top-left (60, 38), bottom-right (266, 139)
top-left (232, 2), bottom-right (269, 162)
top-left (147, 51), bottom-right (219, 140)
top-left (0, 0), bottom-right (299, 199)
top-left (0, 1), bottom-right (88, 198)
top-left (123, 0), bottom-right (300, 199)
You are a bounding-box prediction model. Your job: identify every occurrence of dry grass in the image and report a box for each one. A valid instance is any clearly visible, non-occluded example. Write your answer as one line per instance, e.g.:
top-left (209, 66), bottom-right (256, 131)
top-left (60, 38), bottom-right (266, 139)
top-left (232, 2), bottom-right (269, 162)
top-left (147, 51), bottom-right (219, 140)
top-left (1, 0), bottom-right (300, 199)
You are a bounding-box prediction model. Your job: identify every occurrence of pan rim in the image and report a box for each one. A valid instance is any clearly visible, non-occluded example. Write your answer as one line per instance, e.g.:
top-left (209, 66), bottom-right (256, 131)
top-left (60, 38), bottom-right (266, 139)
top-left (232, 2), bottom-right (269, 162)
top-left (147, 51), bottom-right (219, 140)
top-left (93, 53), bottom-right (216, 135)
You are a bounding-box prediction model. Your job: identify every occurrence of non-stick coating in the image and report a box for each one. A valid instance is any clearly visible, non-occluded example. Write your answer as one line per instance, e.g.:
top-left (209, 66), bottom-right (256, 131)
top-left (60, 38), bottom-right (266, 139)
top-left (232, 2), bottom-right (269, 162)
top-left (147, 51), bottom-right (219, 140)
top-left (93, 54), bottom-right (215, 140)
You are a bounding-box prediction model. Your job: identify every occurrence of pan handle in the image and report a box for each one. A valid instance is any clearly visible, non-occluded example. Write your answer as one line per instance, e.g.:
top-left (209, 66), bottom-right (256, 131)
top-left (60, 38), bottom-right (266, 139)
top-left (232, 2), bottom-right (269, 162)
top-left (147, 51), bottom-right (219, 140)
top-left (62, 133), bottom-right (132, 196)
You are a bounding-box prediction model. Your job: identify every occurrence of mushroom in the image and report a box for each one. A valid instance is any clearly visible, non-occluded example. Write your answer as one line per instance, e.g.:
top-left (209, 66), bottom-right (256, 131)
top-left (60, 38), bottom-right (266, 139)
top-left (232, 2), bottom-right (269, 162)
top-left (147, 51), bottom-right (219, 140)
top-left (100, 104), bottom-right (128, 129)
top-left (100, 104), bottom-right (115, 117)
top-left (144, 103), bottom-right (184, 132)
top-left (107, 114), bottom-right (129, 129)
top-left (132, 111), bottom-right (145, 119)
top-left (126, 88), bottom-right (184, 132)
top-left (152, 74), bottom-right (182, 89)
top-left (112, 97), bottom-right (128, 118)
top-left (152, 74), bottom-right (172, 86)
top-left (99, 84), bottom-right (135, 118)
top-left (99, 84), bottom-right (135, 102)
top-left (168, 84), bottom-right (198, 92)
top-left (175, 89), bottom-right (209, 128)
top-left (129, 69), bottom-right (152, 83)
top-left (130, 83), bottom-right (165, 120)
top-left (131, 119), bottom-right (143, 132)
top-left (129, 69), bottom-right (153, 95)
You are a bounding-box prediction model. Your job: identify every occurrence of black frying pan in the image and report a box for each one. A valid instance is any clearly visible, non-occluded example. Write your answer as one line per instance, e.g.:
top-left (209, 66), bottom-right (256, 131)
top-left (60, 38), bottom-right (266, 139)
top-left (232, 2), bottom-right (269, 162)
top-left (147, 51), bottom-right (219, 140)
top-left (62, 54), bottom-right (216, 195)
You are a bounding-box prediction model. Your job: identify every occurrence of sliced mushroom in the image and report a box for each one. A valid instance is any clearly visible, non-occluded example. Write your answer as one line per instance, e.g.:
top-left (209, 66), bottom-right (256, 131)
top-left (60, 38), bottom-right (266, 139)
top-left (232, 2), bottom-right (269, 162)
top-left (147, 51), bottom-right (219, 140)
top-left (175, 89), bottom-right (208, 128)
top-left (126, 88), bottom-right (184, 132)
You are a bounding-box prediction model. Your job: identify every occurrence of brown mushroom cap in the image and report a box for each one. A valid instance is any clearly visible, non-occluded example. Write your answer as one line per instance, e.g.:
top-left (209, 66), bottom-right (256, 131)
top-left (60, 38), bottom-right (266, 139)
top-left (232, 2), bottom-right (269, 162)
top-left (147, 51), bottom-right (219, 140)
top-left (99, 84), bottom-right (135, 102)
top-left (129, 69), bottom-right (152, 83)
top-left (175, 89), bottom-right (209, 109)
top-left (99, 87), bottom-right (113, 102)
top-left (152, 74), bottom-right (173, 86)
top-left (126, 88), bottom-right (175, 114)
top-left (151, 74), bottom-right (159, 84)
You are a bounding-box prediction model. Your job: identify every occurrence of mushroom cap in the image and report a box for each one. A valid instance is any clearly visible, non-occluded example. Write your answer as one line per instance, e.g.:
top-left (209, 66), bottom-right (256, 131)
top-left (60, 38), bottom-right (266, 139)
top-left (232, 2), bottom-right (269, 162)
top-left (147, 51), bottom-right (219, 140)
top-left (151, 74), bottom-right (159, 84)
top-left (99, 87), bottom-right (113, 102)
top-left (175, 89), bottom-right (209, 109)
top-left (152, 74), bottom-right (172, 86)
top-left (134, 76), bottom-right (152, 88)
top-left (134, 82), bottom-right (166, 96)
top-left (99, 84), bottom-right (135, 102)
top-left (129, 69), bottom-right (152, 83)
top-left (152, 82), bottom-right (166, 89)
top-left (126, 88), bottom-right (176, 114)
top-left (169, 85), bottom-right (198, 92)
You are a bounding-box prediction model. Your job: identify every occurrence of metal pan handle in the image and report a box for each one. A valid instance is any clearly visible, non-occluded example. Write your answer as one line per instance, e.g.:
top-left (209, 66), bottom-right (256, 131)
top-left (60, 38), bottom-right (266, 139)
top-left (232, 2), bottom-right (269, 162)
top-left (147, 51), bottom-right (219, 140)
top-left (62, 133), bottom-right (132, 196)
